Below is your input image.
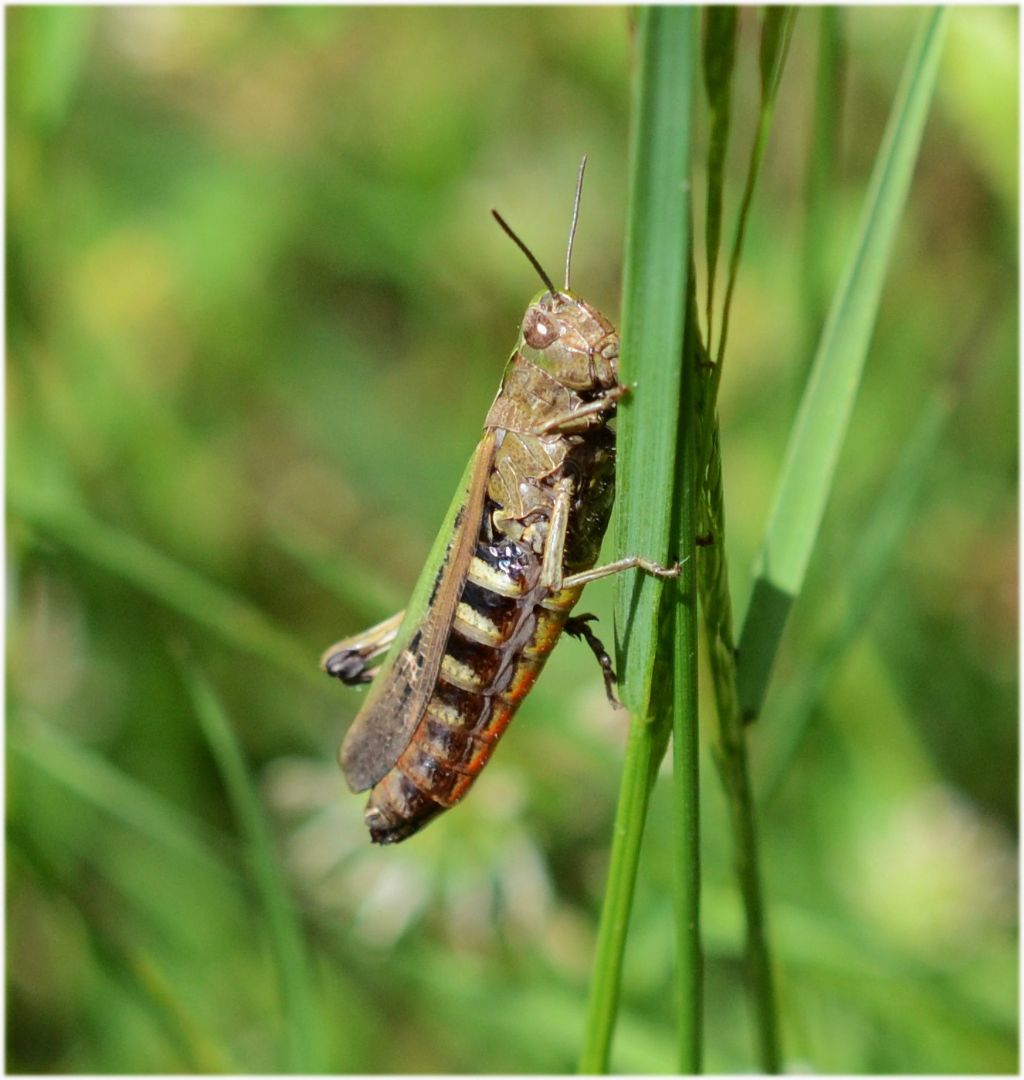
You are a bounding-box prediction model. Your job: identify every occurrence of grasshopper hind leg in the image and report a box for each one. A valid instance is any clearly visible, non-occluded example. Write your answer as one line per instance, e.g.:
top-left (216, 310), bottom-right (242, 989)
top-left (565, 613), bottom-right (620, 707)
top-left (323, 649), bottom-right (378, 686)
top-left (320, 610), bottom-right (405, 686)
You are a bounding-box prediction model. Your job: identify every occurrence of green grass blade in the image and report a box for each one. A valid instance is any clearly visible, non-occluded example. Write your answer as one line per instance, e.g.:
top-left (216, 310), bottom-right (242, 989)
top-left (181, 663), bottom-right (327, 1072)
top-left (737, 8), bottom-right (948, 721)
top-left (613, 6), bottom-right (695, 715)
top-left (112, 945), bottom-right (239, 1071)
top-left (668, 286), bottom-right (703, 1073)
top-left (10, 718), bottom-right (234, 883)
top-left (637, 278), bottom-right (703, 1072)
top-left (702, 6), bottom-right (738, 356)
top-left (8, 6), bottom-right (94, 131)
top-left (578, 714), bottom-right (669, 1074)
top-left (581, 8), bottom-right (696, 1074)
top-left (710, 7), bottom-right (796, 387)
top-left (710, 703), bottom-right (781, 1071)
top-left (695, 10), bottom-right (797, 1070)
top-left (9, 838), bottom-right (238, 1072)
top-left (800, 8), bottom-right (847, 374)
top-left (760, 387), bottom-right (954, 802)
top-left (10, 484), bottom-right (314, 681)
top-left (759, 6), bottom-right (797, 101)
top-left (697, 421), bottom-right (783, 1074)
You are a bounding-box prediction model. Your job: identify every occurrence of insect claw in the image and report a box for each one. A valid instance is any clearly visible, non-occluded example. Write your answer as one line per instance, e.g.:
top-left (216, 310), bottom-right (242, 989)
top-left (643, 558), bottom-right (682, 579)
top-left (565, 613), bottom-right (620, 706)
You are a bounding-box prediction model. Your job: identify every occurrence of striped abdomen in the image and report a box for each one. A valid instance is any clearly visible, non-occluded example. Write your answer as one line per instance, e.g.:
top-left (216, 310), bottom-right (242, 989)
top-left (363, 532), bottom-right (583, 844)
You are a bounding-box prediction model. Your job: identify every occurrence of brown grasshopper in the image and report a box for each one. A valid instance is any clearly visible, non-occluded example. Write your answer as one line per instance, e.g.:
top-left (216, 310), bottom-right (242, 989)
top-left (322, 159), bottom-right (679, 843)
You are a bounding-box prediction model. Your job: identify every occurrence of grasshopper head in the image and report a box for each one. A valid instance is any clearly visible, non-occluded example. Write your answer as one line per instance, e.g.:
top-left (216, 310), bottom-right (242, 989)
top-left (493, 160), bottom-right (618, 393)
top-left (518, 290), bottom-right (619, 392)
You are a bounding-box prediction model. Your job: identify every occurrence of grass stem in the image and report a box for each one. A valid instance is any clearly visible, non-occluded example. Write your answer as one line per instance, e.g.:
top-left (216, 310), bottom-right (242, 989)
top-left (581, 6), bottom-right (697, 1072)
top-left (578, 716), bottom-right (662, 1073)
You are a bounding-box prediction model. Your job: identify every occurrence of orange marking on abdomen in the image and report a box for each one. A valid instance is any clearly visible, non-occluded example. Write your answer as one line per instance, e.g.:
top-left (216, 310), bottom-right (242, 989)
top-left (382, 578), bottom-right (584, 815)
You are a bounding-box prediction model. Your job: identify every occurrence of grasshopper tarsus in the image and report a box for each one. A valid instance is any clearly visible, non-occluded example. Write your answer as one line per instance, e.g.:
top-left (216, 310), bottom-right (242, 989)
top-left (629, 556), bottom-right (683, 580)
top-left (321, 610), bottom-right (403, 687)
top-left (565, 613), bottom-right (620, 708)
top-left (324, 650), bottom-right (375, 686)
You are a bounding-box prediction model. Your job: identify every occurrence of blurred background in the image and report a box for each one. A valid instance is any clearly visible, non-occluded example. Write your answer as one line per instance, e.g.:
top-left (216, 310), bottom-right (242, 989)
top-left (6, 6), bottom-right (1017, 1073)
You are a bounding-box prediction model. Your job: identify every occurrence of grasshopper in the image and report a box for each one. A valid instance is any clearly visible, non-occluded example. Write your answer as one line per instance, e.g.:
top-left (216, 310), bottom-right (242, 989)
top-left (322, 159), bottom-right (679, 844)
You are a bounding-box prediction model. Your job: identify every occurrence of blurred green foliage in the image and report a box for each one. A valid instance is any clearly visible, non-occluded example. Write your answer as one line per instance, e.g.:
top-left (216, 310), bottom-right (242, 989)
top-left (7, 6), bottom-right (1017, 1073)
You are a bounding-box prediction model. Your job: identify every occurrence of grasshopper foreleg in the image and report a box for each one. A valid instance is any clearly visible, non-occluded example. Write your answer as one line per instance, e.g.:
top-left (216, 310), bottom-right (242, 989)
top-left (565, 613), bottom-right (620, 707)
top-left (320, 610), bottom-right (405, 686)
top-left (533, 383), bottom-right (629, 436)
top-left (540, 474), bottom-right (676, 706)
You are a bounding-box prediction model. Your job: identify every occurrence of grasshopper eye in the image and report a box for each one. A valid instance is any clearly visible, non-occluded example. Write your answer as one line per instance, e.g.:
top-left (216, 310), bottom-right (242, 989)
top-left (523, 307), bottom-right (558, 350)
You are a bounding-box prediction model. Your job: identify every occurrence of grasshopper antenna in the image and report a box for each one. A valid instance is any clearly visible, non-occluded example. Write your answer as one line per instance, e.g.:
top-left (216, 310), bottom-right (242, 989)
top-left (491, 209), bottom-right (559, 298)
top-left (564, 154), bottom-right (587, 291)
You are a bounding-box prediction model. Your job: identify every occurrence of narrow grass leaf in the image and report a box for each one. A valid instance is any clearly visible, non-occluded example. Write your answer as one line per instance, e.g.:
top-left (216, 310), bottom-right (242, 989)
top-left (666, 290), bottom-right (703, 1072)
top-left (613, 6), bottom-right (695, 715)
top-left (10, 485), bottom-right (314, 681)
top-left (8, 6), bottom-right (94, 130)
top-left (700, 881), bottom-right (1017, 1062)
top-left (10, 718), bottom-right (234, 882)
top-left (710, 6), bottom-right (796, 403)
top-left (702, 6), bottom-right (738, 355)
top-left (9, 790), bottom-right (239, 1071)
top-left (582, 8), bottom-right (696, 1074)
top-left (694, 11), bottom-right (796, 1070)
top-left (181, 662), bottom-right (327, 1072)
top-left (759, 7), bottom-right (798, 102)
top-left (737, 9), bottom-right (948, 720)
top-left (800, 8), bottom-right (847, 372)
top-left (116, 946), bottom-right (238, 1072)
top-left (579, 716), bottom-right (668, 1074)
top-left (760, 388), bottom-right (953, 801)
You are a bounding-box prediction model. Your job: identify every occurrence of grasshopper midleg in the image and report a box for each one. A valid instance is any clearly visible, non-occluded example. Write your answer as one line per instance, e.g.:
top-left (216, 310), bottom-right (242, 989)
top-left (561, 555), bottom-right (681, 591)
top-left (564, 612), bottom-right (618, 704)
top-left (539, 475), bottom-right (574, 589)
top-left (541, 474), bottom-right (680, 592)
top-left (534, 468), bottom-right (679, 704)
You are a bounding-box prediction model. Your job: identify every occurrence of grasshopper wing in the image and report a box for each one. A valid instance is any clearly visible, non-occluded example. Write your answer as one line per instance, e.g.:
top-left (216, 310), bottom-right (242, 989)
top-left (339, 431), bottom-right (497, 792)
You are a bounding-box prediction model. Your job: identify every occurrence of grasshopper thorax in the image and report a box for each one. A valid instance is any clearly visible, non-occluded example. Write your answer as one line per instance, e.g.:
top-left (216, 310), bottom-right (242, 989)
top-left (518, 289), bottom-right (619, 393)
